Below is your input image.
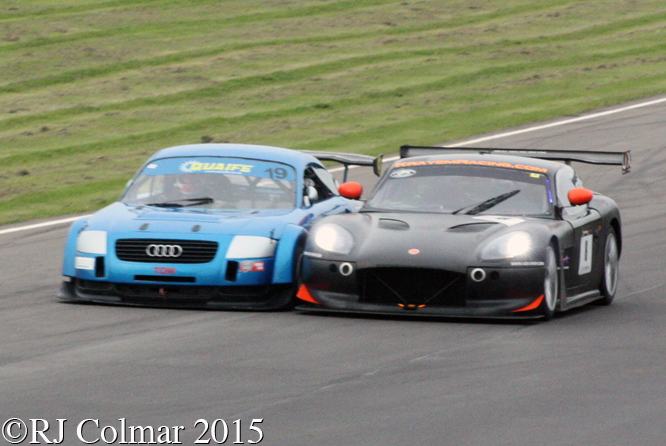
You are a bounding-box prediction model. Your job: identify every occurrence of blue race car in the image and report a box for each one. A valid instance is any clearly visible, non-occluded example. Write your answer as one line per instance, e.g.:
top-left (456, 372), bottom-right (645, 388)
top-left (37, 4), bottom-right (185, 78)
top-left (59, 143), bottom-right (381, 310)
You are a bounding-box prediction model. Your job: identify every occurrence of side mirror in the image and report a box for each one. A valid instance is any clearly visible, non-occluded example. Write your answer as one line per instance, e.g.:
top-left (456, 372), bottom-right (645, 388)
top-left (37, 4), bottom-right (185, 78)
top-left (339, 182), bottom-right (363, 200)
top-left (568, 188), bottom-right (593, 206)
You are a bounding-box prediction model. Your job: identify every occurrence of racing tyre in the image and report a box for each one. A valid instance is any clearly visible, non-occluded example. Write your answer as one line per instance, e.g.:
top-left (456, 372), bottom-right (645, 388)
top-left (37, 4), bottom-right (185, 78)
top-left (541, 244), bottom-right (559, 320)
top-left (596, 226), bottom-right (619, 305)
top-left (293, 241), bottom-right (305, 293)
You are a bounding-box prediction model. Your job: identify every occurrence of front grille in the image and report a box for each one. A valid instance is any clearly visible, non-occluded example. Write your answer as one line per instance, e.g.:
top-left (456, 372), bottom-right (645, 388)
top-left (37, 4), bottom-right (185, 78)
top-left (358, 267), bottom-right (466, 307)
top-left (115, 239), bottom-right (218, 264)
top-left (115, 283), bottom-right (212, 299)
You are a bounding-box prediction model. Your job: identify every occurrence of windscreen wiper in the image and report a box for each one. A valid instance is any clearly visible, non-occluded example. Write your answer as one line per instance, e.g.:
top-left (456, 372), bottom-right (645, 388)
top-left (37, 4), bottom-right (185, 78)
top-left (146, 197), bottom-right (214, 208)
top-left (452, 189), bottom-right (521, 215)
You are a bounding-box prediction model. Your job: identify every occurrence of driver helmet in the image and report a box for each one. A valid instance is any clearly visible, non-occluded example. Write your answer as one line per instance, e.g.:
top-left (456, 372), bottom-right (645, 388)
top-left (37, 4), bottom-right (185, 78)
top-left (174, 174), bottom-right (201, 197)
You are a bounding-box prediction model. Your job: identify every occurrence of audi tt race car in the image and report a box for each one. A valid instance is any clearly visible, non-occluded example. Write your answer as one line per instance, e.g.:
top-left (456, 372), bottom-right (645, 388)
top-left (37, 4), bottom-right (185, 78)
top-left (59, 143), bottom-right (381, 310)
top-left (297, 145), bottom-right (631, 320)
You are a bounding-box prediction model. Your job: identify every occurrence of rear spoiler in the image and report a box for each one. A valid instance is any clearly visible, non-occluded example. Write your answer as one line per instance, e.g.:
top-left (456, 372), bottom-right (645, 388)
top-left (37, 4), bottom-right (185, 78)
top-left (301, 151), bottom-right (383, 181)
top-left (400, 145), bottom-right (631, 174)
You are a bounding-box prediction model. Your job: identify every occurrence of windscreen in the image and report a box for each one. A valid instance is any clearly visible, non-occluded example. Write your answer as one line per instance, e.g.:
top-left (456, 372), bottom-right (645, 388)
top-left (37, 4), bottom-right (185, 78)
top-left (365, 162), bottom-right (553, 216)
top-left (120, 157), bottom-right (297, 210)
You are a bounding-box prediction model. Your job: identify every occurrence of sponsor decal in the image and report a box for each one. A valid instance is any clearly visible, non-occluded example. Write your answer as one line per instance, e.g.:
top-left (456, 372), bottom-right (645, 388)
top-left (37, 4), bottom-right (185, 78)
top-left (239, 260), bottom-right (265, 273)
top-left (390, 169), bottom-right (417, 179)
top-left (394, 159), bottom-right (548, 173)
top-left (408, 248), bottom-right (420, 255)
top-left (511, 261), bottom-right (545, 266)
top-left (180, 160), bottom-right (253, 174)
top-left (143, 157), bottom-right (295, 180)
top-left (154, 267), bottom-right (176, 274)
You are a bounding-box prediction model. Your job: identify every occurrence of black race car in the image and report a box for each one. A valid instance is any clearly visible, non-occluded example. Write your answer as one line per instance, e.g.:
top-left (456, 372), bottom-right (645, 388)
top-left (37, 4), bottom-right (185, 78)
top-left (297, 145), bottom-right (631, 320)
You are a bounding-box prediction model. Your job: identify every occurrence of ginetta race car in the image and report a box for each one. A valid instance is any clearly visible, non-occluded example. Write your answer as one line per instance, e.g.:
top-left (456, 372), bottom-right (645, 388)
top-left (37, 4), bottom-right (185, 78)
top-left (297, 145), bottom-right (631, 319)
top-left (59, 143), bottom-right (381, 310)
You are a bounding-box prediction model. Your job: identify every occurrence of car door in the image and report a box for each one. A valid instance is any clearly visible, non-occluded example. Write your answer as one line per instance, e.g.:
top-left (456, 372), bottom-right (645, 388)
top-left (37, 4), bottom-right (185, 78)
top-left (555, 166), bottom-right (603, 294)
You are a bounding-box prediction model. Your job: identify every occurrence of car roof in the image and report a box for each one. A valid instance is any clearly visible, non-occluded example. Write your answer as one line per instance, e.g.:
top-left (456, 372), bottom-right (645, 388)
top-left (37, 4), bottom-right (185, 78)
top-left (147, 143), bottom-right (320, 170)
top-left (391, 152), bottom-right (567, 176)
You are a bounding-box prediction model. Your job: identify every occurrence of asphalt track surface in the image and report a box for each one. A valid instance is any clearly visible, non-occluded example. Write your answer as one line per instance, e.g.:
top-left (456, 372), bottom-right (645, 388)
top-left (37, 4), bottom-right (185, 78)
top-left (1, 96), bottom-right (666, 445)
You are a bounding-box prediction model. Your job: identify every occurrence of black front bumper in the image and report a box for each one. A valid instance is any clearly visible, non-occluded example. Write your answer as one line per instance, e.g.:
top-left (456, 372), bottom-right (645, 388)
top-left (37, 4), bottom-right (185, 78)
top-left (299, 258), bottom-right (547, 318)
top-left (58, 278), bottom-right (295, 311)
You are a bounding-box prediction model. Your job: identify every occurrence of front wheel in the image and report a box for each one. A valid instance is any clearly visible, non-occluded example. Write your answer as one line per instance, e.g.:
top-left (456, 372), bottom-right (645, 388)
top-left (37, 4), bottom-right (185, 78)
top-left (541, 244), bottom-right (559, 320)
top-left (596, 227), bottom-right (619, 305)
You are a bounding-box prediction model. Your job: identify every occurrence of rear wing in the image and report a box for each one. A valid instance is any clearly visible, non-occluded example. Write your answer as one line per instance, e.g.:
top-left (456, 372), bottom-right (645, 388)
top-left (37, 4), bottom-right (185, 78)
top-left (400, 145), bottom-right (631, 174)
top-left (301, 151), bottom-right (383, 181)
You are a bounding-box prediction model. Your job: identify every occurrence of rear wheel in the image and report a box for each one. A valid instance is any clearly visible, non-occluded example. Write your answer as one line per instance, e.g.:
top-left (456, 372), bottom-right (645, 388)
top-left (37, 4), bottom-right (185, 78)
top-left (596, 227), bottom-right (619, 305)
top-left (541, 244), bottom-right (559, 320)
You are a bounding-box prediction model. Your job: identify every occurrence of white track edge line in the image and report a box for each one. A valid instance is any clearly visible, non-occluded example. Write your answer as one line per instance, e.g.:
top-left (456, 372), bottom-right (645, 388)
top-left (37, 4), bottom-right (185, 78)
top-left (4, 96), bottom-right (666, 236)
top-left (0, 215), bottom-right (92, 235)
top-left (330, 96), bottom-right (666, 173)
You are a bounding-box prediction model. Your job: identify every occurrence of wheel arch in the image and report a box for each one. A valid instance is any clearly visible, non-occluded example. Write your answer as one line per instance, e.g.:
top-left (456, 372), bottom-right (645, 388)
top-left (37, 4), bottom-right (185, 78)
top-left (272, 224), bottom-right (308, 284)
top-left (62, 217), bottom-right (90, 277)
top-left (549, 235), bottom-right (561, 257)
top-left (609, 218), bottom-right (622, 256)
top-left (548, 235), bottom-right (565, 312)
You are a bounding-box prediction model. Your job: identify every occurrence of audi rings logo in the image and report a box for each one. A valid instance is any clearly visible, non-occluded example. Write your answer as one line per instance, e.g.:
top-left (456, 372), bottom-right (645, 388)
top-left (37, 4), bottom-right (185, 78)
top-left (146, 244), bottom-right (184, 257)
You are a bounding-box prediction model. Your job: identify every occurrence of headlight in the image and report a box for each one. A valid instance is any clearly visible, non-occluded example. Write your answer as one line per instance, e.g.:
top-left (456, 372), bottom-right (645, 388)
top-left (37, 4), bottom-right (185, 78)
top-left (480, 231), bottom-right (532, 261)
top-left (314, 223), bottom-right (354, 255)
top-left (76, 230), bottom-right (108, 254)
top-left (226, 236), bottom-right (277, 258)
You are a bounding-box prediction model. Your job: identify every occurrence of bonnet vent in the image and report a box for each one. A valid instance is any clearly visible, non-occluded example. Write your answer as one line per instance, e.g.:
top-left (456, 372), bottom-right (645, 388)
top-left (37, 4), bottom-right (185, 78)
top-left (378, 218), bottom-right (410, 230)
top-left (446, 222), bottom-right (497, 233)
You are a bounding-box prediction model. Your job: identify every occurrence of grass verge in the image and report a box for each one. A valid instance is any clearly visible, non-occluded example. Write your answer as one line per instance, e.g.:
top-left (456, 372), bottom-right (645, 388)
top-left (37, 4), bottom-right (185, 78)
top-left (0, 0), bottom-right (665, 224)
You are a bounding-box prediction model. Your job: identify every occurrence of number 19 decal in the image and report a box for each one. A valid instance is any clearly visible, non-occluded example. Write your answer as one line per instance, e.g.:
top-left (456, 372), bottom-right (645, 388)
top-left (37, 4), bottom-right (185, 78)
top-left (578, 233), bottom-right (593, 275)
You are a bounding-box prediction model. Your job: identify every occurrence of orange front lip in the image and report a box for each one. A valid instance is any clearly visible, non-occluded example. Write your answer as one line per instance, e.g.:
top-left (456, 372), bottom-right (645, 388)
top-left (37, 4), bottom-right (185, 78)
top-left (512, 294), bottom-right (544, 312)
top-left (296, 284), bottom-right (320, 304)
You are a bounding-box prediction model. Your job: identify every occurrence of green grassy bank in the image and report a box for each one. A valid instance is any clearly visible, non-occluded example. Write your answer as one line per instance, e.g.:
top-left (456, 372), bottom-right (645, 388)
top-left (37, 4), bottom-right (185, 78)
top-left (0, 0), bottom-right (665, 224)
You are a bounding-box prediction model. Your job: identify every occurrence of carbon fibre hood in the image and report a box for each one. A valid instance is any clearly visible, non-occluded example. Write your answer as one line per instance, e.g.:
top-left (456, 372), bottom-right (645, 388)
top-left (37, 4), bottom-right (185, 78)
top-left (312, 212), bottom-right (530, 272)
